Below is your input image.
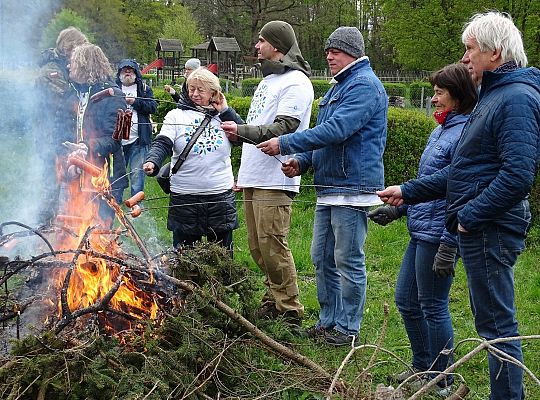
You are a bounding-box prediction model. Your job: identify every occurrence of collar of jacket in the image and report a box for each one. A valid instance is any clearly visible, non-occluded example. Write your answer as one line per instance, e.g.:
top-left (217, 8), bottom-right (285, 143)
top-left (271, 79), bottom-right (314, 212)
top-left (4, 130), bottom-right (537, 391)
top-left (442, 111), bottom-right (469, 128)
top-left (177, 92), bottom-right (219, 116)
top-left (479, 66), bottom-right (536, 99)
top-left (332, 56), bottom-right (369, 84)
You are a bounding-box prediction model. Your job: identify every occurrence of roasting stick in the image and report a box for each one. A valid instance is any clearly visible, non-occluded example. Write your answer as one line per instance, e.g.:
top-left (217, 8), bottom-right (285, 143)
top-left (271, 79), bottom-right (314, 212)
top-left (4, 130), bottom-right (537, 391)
top-left (66, 156), bottom-right (153, 264)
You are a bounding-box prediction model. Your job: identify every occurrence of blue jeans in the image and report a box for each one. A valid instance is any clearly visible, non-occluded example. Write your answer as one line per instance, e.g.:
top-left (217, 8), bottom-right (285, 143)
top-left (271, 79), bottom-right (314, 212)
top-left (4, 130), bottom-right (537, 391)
top-left (123, 139), bottom-right (149, 197)
top-left (311, 204), bottom-right (369, 336)
top-left (395, 238), bottom-right (454, 386)
top-left (458, 226), bottom-right (526, 400)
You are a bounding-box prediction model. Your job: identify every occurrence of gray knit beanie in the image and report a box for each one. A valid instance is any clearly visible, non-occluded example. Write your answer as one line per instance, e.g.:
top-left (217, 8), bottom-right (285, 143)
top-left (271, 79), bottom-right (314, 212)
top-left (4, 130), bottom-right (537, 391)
top-left (324, 27), bottom-right (365, 58)
top-left (185, 58), bottom-right (201, 70)
top-left (260, 21), bottom-right (297, 55)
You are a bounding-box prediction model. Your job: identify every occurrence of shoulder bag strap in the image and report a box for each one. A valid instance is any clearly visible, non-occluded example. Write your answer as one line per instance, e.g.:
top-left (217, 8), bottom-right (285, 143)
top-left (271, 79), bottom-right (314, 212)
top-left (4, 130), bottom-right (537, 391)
top-left (171, 113), bottom-right (213, 175)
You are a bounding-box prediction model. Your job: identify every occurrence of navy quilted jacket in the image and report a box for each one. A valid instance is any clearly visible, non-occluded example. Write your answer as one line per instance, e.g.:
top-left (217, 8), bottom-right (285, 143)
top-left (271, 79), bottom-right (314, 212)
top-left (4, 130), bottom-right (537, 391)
top-left (402, 67), bottom-right (540, 235)
top-left (400, 113), bottom-right (468, 246)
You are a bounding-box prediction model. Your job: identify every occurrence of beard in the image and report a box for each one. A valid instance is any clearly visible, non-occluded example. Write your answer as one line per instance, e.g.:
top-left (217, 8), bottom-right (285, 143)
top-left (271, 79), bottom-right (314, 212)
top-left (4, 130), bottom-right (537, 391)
top-left (120, 72), bottom-right (136, 86)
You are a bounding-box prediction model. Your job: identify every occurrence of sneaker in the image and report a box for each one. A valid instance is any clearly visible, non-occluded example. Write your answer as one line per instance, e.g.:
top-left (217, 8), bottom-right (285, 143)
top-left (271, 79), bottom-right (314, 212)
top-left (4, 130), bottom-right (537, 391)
top-left (324, 329), bottom-right (358, 347)
top-left (387, 367), bottom-right (423, 384)
top-left (408, 377), bottom-right (453, 397)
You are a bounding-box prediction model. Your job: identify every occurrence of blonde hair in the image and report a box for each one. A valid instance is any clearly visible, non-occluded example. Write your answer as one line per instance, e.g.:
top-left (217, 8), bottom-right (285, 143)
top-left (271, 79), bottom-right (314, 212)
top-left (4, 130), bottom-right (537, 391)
top-left (187, 67), bottom-right (221, 95)
top-left (56, 27), bottom-right (88, 58)
top-left (70, 43), bottom-right (113, 85)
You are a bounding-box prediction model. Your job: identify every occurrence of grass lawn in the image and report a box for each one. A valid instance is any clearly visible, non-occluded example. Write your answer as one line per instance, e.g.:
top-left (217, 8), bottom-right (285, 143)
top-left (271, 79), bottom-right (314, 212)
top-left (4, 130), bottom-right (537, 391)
top-left (139, 173), bottom-right (540, 399)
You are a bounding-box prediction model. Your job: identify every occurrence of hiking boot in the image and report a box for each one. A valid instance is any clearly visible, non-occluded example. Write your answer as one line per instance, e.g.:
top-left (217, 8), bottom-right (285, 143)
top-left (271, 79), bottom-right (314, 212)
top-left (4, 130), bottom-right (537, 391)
top-left (387, 367), bottom-right (424, 384)
top-left (301, 325), bottom-right (329, 339)
top-left (281, 311), bottom-right (302, 327)
top-left (257, 303), bottom-right (302, 327)
top-left (257, 302), bottom-right (280, 320)
top-left (324, 329), bottom-right (358, 347)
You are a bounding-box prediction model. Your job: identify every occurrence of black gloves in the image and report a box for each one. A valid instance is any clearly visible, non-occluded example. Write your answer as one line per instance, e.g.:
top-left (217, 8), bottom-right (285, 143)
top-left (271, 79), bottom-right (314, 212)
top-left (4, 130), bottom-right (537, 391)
top-left (433, 243), bottom-right (458, 278)
top-left (367, 206), bottom-right (401, 226)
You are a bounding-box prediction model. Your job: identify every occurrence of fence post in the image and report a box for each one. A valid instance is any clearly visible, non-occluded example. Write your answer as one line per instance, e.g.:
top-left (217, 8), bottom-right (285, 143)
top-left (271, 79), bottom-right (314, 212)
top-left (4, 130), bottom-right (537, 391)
top-left (419, 86), bottom-right (425, 110)
top-left (425, 96), bottom-right (431, 116)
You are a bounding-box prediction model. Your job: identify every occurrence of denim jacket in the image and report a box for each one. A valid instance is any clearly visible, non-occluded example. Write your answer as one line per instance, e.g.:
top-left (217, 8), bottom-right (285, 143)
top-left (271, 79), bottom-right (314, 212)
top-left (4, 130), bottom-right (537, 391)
top-left (279, 58), bottom-right (387, 196)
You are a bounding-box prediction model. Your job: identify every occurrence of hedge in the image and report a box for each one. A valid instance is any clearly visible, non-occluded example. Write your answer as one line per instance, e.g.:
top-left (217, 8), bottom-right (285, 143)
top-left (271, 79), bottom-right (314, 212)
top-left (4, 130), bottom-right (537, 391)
top-left (383, 83), bottom-right (407, 98)
top-left (240, 78), bottom-right (261, 97)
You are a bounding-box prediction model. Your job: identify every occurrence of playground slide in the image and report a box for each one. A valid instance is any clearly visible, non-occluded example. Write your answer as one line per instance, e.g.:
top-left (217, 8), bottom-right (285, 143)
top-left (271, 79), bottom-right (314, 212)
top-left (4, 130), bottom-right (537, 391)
top-left (141, 58), bottom-right (164, 75)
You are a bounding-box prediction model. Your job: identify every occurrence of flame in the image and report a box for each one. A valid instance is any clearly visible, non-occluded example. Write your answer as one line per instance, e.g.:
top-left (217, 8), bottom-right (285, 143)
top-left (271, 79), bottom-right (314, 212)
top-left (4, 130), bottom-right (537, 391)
top-left (51, 156), bottom-right (160, 332)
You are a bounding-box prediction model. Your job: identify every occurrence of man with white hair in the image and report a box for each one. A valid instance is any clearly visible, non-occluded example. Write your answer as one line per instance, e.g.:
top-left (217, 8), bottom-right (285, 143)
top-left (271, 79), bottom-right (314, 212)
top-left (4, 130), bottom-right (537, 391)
top-left (377, 11), bottom-right (540, 399)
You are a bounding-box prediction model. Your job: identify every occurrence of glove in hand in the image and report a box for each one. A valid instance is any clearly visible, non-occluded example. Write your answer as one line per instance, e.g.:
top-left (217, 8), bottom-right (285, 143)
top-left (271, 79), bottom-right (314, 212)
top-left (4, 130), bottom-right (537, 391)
top-left (433, 243), bottom-right (457, 278)
top-left (367, 206), bottom-right (400, 226)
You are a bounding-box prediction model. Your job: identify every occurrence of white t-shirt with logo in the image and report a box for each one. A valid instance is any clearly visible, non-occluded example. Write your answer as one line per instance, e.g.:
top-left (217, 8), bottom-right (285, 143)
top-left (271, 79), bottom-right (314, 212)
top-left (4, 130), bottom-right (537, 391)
top-left (157, 109), bottom-right (233, 194)
top-left (237, 70), bottom-right (314, 192)
top-left (121, 84), bottom-right (139, 145)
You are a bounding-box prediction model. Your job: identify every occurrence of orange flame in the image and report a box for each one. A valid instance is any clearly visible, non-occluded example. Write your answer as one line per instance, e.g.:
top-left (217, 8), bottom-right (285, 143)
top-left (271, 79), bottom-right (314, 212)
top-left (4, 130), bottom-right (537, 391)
top-left (52, 157), bottom-right (160, 331)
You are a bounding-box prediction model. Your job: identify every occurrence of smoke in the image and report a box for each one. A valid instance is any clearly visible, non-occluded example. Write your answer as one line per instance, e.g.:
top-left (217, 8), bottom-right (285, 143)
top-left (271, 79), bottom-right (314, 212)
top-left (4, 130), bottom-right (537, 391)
top-left (0, 0), bottom-right (59, 257)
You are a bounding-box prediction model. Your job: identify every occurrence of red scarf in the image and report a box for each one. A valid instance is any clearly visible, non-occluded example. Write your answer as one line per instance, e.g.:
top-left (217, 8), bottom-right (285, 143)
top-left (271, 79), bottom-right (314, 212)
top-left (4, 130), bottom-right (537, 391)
top-left (433, 110), bottom-right (451, 125)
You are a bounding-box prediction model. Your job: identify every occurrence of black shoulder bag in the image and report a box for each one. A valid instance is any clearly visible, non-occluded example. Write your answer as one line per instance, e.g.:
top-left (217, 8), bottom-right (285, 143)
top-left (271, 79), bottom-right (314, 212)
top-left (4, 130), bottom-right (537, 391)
top-left (156, 113), bottom-right (213, 194)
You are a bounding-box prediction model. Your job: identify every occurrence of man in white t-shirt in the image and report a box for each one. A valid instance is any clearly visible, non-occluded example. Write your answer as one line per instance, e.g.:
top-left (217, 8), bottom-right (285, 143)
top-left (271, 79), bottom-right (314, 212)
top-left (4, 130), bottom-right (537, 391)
top-left (221, 20), bottom-right (314, 326)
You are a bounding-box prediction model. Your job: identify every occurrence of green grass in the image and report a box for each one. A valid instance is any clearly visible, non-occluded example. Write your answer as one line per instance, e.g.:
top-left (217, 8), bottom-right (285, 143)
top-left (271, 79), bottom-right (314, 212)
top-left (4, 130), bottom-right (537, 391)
top-left (140, 176), bottom-right (540, 399)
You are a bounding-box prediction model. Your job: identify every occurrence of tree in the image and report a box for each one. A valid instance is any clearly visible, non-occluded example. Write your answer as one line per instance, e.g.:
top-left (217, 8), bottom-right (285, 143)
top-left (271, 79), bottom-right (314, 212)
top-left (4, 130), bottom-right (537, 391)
top-left (381, 0), bottom-right (540, 71)
top-left (183, 0), bottom-right (300, 55)
top-left (62, 0), bottom-right (128, 61)
top-left (39, 9), bottom-right (93, 50)
top-left (121, 0), bottom-right (168, 62)
top-left (160, 4), bottom-right (204, 54)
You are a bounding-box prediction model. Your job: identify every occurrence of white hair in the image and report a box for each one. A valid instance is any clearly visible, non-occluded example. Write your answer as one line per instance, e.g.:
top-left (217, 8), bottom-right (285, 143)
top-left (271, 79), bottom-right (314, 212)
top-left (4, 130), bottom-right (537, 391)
top-left (462, 11), bottom-right (527, 67)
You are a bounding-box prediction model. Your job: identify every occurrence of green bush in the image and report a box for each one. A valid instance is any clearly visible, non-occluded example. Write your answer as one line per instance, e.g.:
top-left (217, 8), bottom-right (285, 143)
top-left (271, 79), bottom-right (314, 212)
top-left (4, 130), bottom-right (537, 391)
top-left (240, 78), bottom-right (262, 97)
top-left (409, 81), bottom-right (434, 108)
top-left (309, 98), bottom-right (321, 128)
top-left (383, 83), bottom-right (407, 97)
top-left (152, 88), bottom-right (177, 124)
top-left (311, 80), bottom-right (331, 99)
top-left (227, 97), bottom-right (252, 120)
top-left (384, 107), bottom-right (437, 185)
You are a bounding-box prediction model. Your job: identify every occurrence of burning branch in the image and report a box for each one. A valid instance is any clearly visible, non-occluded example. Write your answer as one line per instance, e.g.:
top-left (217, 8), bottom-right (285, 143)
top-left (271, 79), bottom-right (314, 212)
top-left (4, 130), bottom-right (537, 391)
top-left (60, 226), bottom-right (96, 319)
top-left (55, 266), bottom-right (127, 334)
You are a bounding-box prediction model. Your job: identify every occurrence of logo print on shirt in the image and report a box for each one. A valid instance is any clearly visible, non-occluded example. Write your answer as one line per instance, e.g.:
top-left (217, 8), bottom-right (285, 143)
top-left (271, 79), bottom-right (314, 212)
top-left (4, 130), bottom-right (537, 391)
top-left (246, 81), bottom-right (268, 123)
top-left (184, 117), bottom-right (224, 155)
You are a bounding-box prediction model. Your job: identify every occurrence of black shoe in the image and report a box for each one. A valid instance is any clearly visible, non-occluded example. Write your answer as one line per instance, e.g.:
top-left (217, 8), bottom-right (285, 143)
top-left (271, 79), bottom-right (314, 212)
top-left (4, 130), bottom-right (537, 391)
top-left (324, 329), bottom-right (358, 347)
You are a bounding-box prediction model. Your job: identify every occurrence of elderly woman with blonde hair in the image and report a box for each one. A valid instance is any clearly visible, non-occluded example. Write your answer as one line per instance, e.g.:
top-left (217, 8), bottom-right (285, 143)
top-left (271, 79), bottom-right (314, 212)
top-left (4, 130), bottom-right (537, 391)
top-left (143, 67), bottom-right (243, 254)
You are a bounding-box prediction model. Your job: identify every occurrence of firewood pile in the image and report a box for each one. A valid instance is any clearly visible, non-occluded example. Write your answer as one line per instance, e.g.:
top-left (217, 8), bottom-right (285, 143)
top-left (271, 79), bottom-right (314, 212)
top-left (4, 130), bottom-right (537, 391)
top-left (0, 230), bottom-right (334, 399)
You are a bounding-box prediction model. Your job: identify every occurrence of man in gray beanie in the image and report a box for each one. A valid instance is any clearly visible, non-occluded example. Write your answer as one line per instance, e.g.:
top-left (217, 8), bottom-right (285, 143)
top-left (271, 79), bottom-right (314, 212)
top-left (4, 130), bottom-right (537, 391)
top-left (257, 26), bottom-right (388, 345)
top-left (221, 21), bottom-right (314, 327)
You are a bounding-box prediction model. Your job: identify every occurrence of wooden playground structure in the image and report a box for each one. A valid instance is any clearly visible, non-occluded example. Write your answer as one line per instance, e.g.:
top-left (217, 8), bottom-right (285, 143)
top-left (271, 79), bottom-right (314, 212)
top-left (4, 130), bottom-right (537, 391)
top-left (143, 37), bottom-right (245, 85)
